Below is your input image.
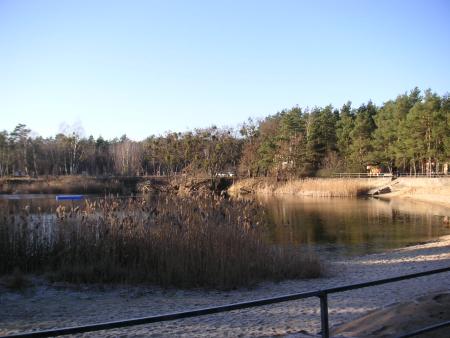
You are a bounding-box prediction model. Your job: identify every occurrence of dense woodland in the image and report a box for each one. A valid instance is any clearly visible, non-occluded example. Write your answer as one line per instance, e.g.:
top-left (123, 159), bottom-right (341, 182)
top-left (1, 88), bottom-right (449, 178)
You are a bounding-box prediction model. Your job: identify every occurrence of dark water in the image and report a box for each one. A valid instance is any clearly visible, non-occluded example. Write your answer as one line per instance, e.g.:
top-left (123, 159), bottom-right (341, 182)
top-left (1, 194), bottom-right (449, 258)
top-left (258, 195), bottom-right (450, 258)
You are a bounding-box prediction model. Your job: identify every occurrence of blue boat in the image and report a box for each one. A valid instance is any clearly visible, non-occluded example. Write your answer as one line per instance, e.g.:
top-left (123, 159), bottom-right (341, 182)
top-left (55, 195), bottom-right (84, 201)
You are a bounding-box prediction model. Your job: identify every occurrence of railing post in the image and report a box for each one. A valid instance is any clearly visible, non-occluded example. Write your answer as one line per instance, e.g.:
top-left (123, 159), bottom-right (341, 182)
top-left (319, 293), bottom-right (330, 338)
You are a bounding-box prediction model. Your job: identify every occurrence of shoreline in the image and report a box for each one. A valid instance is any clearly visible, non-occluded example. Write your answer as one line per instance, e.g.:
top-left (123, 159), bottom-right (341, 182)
top-left (376, 177), bottom-right (450, 213)
top-left (2, 234), bottom-right (450, 337)
top-left (229, 177), bottom-right (450, 210)
top-left (3, 175), bottom-right (450, 211)
top-left (228, 177), bottom-right (391, 197)
top-left (380, 192), bottom-right (450, 211)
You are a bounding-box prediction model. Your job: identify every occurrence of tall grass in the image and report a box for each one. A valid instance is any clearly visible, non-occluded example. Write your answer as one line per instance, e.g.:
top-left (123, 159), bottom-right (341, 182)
top-left (0, 194), bottom-right (321, 289)
top-left (0, 176), bottom-right (124, 194)
top-left (229, 177), bottom-right (391, 197)
top-left (276, 178), bottom-right (386, 197)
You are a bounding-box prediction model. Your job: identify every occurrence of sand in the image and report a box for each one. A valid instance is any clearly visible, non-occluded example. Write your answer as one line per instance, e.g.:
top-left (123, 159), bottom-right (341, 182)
top-left (379, 177), bottom-right (450, 210)
top-left (332, 292), bottom-right (450, 337)
top-left (1, 232), bottom-right (450, 337)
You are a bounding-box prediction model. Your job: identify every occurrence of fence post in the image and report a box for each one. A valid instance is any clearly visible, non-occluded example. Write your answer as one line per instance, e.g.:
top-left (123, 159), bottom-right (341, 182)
top-left (319, 293), bottom-right (330, 338)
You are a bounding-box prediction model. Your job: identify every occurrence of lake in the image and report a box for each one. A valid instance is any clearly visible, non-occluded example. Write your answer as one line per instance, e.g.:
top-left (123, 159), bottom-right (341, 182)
top-left (259, 195), bottom-right (450, 258)
top-left (1, 194), bottom-right (449, 259)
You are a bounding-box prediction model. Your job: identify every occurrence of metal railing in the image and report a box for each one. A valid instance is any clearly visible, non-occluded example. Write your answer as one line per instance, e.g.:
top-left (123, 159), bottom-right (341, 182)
top-left (3, 267), bottom-right (450, 338)
top-left (334, 172), bottom-right (449, 178)
top-left (333, 173), bottom-right (393, 178)
top-left (396, 172), bottom-right (448, 177)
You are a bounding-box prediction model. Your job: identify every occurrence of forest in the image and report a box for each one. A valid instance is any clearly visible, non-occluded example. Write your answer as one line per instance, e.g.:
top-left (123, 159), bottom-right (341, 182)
top-left (1, 88), bottom-right (449, 178)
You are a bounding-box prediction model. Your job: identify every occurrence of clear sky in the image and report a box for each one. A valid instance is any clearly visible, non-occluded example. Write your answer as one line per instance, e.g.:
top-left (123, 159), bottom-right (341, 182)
top-left (1, 0), bottom-right (449, 140)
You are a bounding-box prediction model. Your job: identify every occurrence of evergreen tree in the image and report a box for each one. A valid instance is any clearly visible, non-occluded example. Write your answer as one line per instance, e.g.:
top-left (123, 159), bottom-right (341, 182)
top-left (441, 95), bottom-right (450, 162)
top-left (336, 102), bottom-right (354, 166)
top-left (348, 102), bottom-right (377, 170)
top-left (402, 90), bottom-right (442, 173)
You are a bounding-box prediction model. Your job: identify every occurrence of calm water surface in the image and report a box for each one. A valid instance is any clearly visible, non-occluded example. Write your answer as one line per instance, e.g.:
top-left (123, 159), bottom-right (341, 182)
top-left (1, 194), bottom-right (449, 259)
top-left (259, 195), bottom-right (450, 258)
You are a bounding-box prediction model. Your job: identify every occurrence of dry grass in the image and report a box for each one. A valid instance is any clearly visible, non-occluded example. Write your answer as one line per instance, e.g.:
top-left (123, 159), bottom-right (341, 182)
top-left (0, 194), bottom-right (321, 289)
top-left (0, 176), bottom-right (124, 194)
top-left (228, 177), bottom-right (278, 195)
top-left (275, 178), bottom-right (387, 197)
top-left (229, 177), bottom-right (391, 197)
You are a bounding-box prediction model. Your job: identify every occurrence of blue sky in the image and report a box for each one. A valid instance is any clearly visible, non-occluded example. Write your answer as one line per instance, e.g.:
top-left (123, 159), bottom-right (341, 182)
top-left (1, 0), bottom-right (449, 140)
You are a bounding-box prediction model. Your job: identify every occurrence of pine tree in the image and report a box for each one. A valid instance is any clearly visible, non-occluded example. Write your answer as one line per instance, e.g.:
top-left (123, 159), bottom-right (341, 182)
top-left (348, 102), bottom-right (377, 170)
top-left (402, 90), bottom-right (441, 174)
top-left (336, 101), bottom-right (354, 167)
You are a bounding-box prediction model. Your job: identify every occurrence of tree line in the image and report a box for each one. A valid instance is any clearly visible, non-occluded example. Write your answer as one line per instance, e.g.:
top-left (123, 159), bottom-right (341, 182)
top-left (1, 88), bottom-right (449, 178)
top-left (0, 125), bottom-right (241, 178)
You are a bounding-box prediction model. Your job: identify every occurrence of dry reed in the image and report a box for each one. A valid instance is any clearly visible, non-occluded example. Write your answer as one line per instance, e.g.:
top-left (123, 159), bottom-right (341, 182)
top-left (0, 194), bottom-right (321, 289)
top-left (0, 176), bottom-right (123, 194)
top-left (229, 177), bottom-right (391, 197)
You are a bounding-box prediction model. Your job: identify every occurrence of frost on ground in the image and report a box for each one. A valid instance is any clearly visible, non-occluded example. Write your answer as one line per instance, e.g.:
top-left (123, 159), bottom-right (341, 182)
top-left (1, 235), bottom-right (450, 337)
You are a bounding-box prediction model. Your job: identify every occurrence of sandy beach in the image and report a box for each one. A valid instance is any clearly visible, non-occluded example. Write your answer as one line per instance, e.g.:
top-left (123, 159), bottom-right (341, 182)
top-left (1, 231), bottom-right (450, 337)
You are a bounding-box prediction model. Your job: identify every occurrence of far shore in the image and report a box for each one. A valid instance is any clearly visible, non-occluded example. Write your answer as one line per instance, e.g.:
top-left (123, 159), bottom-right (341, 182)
top-left (0, 175), bottom-right (155, 195)
top-left (228, 176), bottom-right (450, 210)
top-left (2, 175), bottom-right (450, 211)
top-left (379, 178), bottom-right (450, 210)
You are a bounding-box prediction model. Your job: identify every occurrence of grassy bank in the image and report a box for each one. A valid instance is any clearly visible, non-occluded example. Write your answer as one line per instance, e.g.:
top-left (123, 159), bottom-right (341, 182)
top-left (0, 176), bottom-right (131, 194)
top-left (0, 194), bottom-right (321, 289)
top-left (229, 177), bottom-right (391, 197)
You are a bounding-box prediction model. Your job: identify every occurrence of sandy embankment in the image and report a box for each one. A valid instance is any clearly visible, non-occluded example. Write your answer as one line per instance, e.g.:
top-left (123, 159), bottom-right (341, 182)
top-left (333, 292), bottom-right (450, 337)
top-left (2, 234), bottom-right (450, 337)
top-left (379, 177), bottom-right (450, 209)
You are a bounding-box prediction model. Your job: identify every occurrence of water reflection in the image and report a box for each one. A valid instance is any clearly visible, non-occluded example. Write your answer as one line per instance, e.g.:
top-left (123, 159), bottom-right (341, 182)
top-left (1, 194), bottom-right (449, 259)
top-left (258, 196), bottom-right (450, 257)
top-left (0, 194), bottom-right (105, 213)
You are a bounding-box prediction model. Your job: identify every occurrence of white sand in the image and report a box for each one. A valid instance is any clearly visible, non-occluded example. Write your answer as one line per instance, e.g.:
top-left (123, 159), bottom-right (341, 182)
top-left (1, 234), bottom-right (450, 337)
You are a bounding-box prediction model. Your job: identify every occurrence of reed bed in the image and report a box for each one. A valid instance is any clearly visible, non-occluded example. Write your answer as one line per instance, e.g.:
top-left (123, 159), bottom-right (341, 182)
top-left (0, 176), bottom-right (123, 194)
top-left (276, 178), bottom-right (386, 197)
top-left (0, 194), bottom-right (321, 289)
top-left (229, 177), bottom-right (391, 197)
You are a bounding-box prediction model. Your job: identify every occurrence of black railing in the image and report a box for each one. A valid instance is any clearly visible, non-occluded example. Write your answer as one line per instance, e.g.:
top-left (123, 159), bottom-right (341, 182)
top-left (3, 267), bottom-right (450, 338)
top-left (333, 172), bottom-right (393, 178)
top-left (334, 172), bottom-right (449, 178)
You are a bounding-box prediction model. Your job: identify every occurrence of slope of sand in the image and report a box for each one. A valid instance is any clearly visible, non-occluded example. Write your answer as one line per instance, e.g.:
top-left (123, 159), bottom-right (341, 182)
top-left (333, 292), bottom-right (450, 337)
top-left (1, 234), bottom-right (450, 337)
top-left (381, 177), bottom-right (450, 209)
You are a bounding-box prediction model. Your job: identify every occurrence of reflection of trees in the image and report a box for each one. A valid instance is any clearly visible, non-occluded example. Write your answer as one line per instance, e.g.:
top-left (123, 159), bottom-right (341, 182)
top-left (260, 197), bottom-right (446, 254)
